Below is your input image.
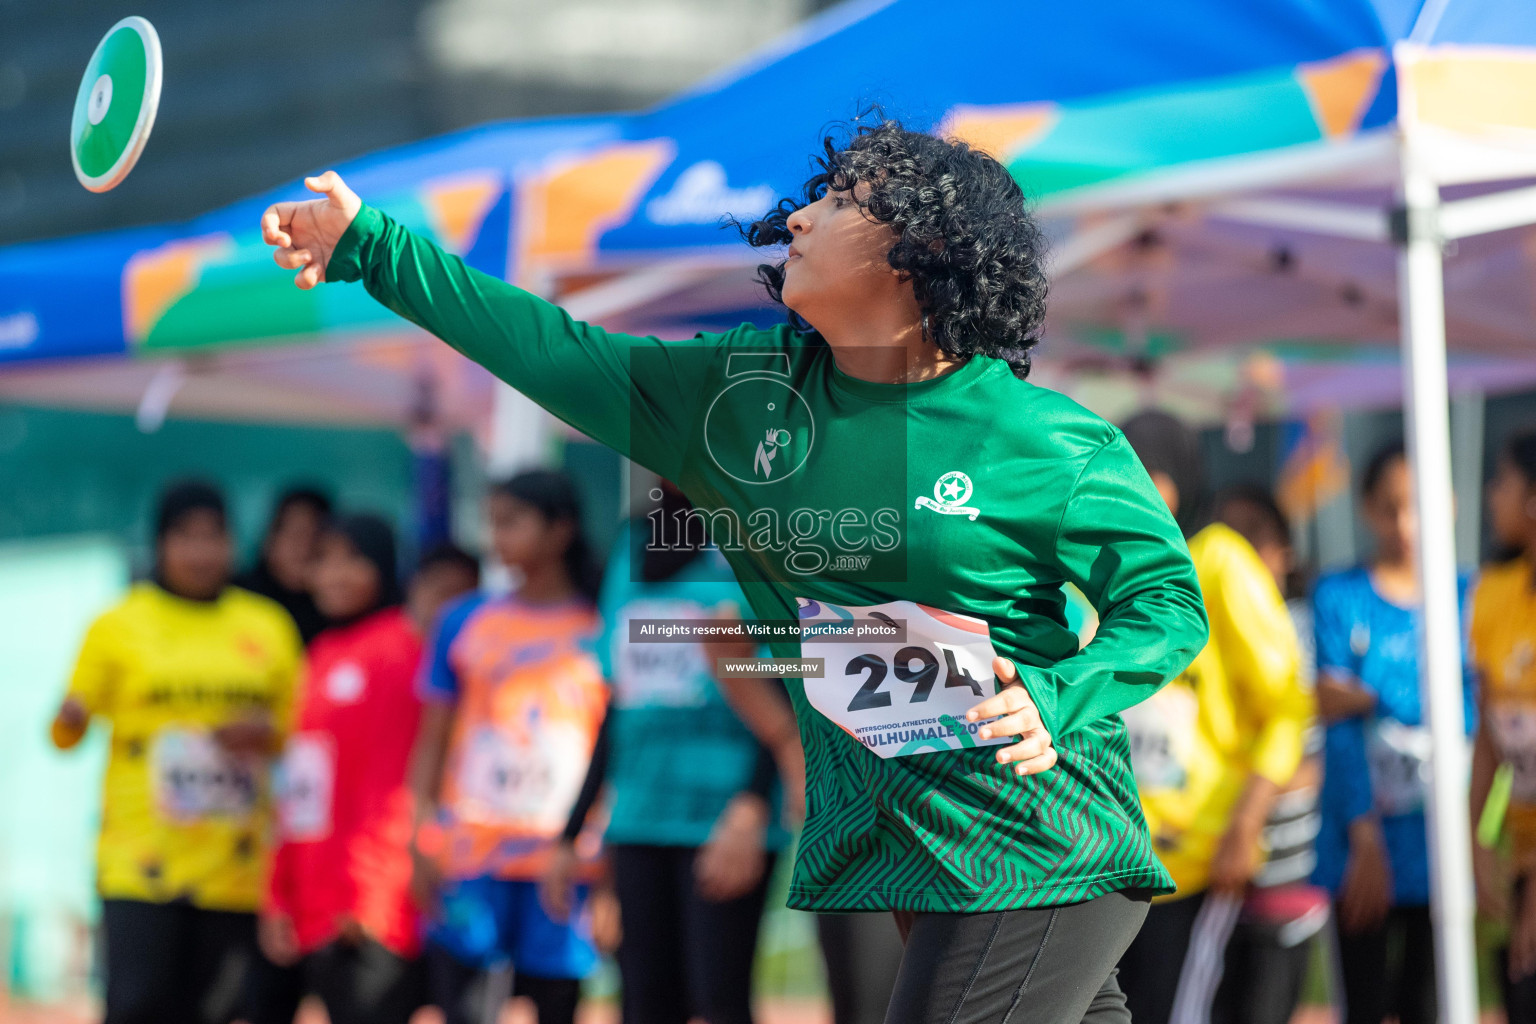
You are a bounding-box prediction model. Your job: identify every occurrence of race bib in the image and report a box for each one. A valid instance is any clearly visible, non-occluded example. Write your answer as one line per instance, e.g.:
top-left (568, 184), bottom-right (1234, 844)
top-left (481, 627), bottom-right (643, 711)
top-left (276, 732), bottom-right (335, 841)
top-left (1122, 684), bottom-right (1198, 791)
top-left (614, 601), bottom-right (709, 708)
top-left (454, 723), bottom-right (589, 830)
top-left (796, 598), bottom-right (1007, 759)
top-left (1365, 717), bottom-right (1432, 816)
top-left (150, 729), bottom-right (258, 823)
top-left (1492, 704), bottom-right (1536, 804)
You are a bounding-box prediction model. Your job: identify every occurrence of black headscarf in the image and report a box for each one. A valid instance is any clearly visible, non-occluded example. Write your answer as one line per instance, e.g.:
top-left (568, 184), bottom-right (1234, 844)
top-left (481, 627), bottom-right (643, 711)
top-left (325, 513), bottom-right (403, 627)
top-left (153, 480), bottom-right (228, 601)
top-left (155, 480), bottom-right (227, 541)
top-left (493, 470), bottom-right (602, 602)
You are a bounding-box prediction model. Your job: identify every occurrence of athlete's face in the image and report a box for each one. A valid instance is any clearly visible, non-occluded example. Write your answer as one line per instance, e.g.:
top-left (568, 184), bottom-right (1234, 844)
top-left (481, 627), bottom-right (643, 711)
top-left (159, 509), bottom-right (232, 600)
top-left (781, 181), bottom-right (906, 333)
top-left (408, 561), bottom-right (479, 632)
top-left (265, 502), bottom-right (324, 591)
top-left (1363, 456), bottom-right (1416, 564)
top-left (488, 493), bottom-right (573, 576)
top-left (1148, 471), bottom-right (1180, 518)
top-left (311, 532), bottom-right (381, 621)
top-left (1488, 456), bottom-right (1536, 551)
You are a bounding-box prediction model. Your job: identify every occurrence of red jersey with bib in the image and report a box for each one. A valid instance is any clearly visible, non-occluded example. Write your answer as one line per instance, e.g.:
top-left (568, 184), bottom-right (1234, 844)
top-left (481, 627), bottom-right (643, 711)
top-left (419, 592), bottom-right (606, 882)
top-left (266, 607), bottom-right (424, 956)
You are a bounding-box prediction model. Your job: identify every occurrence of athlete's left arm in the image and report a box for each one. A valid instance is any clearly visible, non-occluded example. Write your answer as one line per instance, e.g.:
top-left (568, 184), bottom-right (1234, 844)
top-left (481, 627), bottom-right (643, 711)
top-left (1032, 433), bottom-right (1209, 738)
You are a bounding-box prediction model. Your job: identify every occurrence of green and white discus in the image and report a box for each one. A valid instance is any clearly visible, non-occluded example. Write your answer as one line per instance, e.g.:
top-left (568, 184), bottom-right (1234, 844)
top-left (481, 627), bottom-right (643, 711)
top-left (71, 16), bottom-right (162, 193)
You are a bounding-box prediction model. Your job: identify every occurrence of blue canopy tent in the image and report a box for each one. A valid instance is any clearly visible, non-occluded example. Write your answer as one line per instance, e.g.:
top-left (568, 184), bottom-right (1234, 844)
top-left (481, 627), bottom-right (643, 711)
top-left (6, 3), bottom-right (1536, 1014)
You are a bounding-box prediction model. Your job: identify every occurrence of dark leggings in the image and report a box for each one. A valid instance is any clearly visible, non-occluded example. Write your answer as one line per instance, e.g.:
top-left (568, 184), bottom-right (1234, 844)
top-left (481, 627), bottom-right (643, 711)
top-left (1116, 891), bottom-right (1215, 1024)
top-left (611, 843), bottom-right (776, 1024)
top-left (1335, 904), bottom-right (1436, 1024)
top-left (243, 936), bottom-right (426, 1024)
top-left (426, 943), bottom-right (580, 1024)
top-left (1210, 919), bottom-right (1314, 1024)
top-left (1503, 877), bottom-right (1536, 1024)
top-left (817, 912), bottom-right (904, 1024)
top-left (100, 898), bottom-right (256, 1024)
top-left (885, 889), bottom-right (1150, 1024)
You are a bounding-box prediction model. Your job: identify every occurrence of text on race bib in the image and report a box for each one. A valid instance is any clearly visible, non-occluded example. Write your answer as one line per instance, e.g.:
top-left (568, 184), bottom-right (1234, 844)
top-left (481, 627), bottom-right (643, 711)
top-left (1122, 683), bottom-right (1198, 791)
top-left (614, 601), bottom-right (710, 708)
top-left (1365, 717), bottom-right (1432, 817)
top-left (1493, 704), bottom-right (1536, 804)
top-left (453, 722), bottom-right (589, 831)
top-left (276, 732), bottom-right (335, 841)
top-left (796, 598), bottom-right (1007, 759)
top-left (150, 729), bottom-right (258, 823)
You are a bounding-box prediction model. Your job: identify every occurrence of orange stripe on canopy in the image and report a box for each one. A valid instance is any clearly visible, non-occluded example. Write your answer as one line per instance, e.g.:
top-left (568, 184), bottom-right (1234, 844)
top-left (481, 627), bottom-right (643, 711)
top-left (1296, 49), bottom-right (1387, 139)
top-left (939, 103), bottom-right (1058, 161)
top-left (515, 139), bottom-right (675, 278)
top-left (122, 234), bottom-right (233, 345)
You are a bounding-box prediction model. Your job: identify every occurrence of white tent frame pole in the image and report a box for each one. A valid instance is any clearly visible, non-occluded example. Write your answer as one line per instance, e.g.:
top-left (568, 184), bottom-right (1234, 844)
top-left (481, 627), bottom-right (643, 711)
top-left (1397, 152), bottom-right (1479, 1024)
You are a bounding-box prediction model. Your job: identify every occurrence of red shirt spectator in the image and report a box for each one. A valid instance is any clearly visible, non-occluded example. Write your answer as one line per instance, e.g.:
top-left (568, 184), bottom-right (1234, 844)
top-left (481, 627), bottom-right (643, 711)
top-left (266, 606), bottom-right (423, 956)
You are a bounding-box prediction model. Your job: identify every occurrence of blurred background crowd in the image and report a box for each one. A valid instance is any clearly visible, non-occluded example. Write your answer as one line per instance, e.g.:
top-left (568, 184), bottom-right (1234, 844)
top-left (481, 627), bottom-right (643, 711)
top-left (6, 0), bottom-right (1536, 1023)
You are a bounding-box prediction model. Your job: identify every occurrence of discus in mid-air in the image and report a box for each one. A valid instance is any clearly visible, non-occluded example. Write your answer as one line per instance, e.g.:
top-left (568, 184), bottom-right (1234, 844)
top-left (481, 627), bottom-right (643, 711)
top-left (71, 15), bottom-right (162, 193)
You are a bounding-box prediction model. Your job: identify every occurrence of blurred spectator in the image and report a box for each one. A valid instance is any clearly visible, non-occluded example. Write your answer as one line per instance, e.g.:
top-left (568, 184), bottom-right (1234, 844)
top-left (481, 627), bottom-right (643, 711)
top-left (409, 542), bottom-right (483, 633)
top-left (1312, 441), bottom-right (1474, 1024)
top-left (1116, 411), bottom-right (1312, 1024)
top-left (1209, 485), bottom-right (1329, 1024)
top-left (543, 480), bottom-right (788, 1024)
top-left (50, 480), bottom-right (302, 1024)
top-left (251, 514), bottom-right (450, 1024)
top-left (236, 488), bottom-right (333, 644)
top-left (1472, 430), bottom-right (1536, 1022)
top-left (409, 470), bottom-right (607, 1024)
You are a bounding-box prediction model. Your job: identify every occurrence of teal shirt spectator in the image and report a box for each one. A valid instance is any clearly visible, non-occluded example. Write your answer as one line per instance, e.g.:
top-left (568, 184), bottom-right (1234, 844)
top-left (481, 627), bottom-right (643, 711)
top-left (597, 521), bottom-right (788, 851)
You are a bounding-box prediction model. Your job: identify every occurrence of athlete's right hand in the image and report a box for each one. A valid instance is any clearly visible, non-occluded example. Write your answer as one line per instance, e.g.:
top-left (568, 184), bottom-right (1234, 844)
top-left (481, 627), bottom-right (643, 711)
top-left (409, 839), bottom-right (443, 914)
top-left (966, 657), bottom-right (1057, 776)
top-left (539, 841), bottom-right (580, 922)
top-left (50, 697), bottom-right (89, 750)
top-left (258, 912), bottom-right (301, 967)
top-left (261, 171), bottom-right (362, 290)
top-left (1338, 817), bottom-right (1392, 934)
top-left (1474, 842), bottom-right (1510, 921)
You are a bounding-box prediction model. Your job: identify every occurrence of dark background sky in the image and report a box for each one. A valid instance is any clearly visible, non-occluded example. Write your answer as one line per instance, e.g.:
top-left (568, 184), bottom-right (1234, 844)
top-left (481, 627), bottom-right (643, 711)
top-left (0, 0), bottom-right (839, 245)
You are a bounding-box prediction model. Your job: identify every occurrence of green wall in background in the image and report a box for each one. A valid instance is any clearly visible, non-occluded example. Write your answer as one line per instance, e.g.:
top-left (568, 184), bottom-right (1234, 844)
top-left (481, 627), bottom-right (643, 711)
top-left (0, 404), bottom-right (417, 568)
top-left (0, 537), bottom-right (122, 999)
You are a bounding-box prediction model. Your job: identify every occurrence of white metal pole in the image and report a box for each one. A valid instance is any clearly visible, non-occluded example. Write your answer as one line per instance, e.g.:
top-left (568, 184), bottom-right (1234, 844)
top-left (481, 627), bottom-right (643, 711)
top-left (1397, 153), bottom-right (1479, 1024)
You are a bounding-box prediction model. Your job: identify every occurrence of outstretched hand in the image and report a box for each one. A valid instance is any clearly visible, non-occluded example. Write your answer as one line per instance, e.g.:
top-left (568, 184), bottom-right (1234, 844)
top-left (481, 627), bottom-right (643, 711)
top-left (966, 657), bottom-right (1057, 776)
top-left (260, 171), bottom-right (362, 290)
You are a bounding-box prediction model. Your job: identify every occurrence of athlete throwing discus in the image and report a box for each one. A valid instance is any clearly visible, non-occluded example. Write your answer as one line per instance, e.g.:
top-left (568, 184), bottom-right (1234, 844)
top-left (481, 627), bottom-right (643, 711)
top-left (263, 123), bottom-right (1208, 1024)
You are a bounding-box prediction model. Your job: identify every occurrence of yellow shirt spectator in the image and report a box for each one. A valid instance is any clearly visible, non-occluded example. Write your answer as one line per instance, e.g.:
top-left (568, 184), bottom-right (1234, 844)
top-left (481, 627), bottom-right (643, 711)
top-left (60, 582), bottom-right (302, 911)
top-left (1123, 522), bottom-right (1313, 895)
top-left (1471, 558), bottom-right (1536, 872)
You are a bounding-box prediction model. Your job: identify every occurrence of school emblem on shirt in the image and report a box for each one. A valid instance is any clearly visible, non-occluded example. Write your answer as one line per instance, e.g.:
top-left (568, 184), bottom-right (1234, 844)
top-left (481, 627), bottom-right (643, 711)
top-left (324, 661), bottom-right (367, 703)
top-left (915, 471), bottom-right (979, 520)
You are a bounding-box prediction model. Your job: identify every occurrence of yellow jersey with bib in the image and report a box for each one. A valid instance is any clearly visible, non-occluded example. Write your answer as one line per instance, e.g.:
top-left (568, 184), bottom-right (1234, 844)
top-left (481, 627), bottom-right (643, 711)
top-left (64, 583), bottom-right (302, 910)
top-left (1471, 559), bottom-right (1536, 873)
top-left (1123, 523), bottom-right (1311, 897)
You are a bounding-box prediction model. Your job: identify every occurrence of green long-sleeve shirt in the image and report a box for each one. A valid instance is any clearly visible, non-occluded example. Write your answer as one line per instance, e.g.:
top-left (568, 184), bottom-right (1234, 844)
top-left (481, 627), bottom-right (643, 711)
top-left (330, 204), bottom-right (1208, 911)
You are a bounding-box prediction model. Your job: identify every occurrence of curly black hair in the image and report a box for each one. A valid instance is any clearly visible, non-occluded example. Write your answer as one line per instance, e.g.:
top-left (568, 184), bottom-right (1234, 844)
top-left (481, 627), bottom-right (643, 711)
top-left (741, 119), bottom-right (1049, 379)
